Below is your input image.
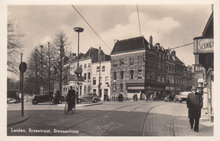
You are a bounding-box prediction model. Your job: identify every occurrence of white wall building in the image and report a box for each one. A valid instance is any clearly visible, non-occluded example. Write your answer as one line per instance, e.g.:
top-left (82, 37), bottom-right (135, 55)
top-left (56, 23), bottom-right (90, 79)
top-left (63, 47), bottom-right (111, 101)
top-left (91, 61), bottom-right (111, 101)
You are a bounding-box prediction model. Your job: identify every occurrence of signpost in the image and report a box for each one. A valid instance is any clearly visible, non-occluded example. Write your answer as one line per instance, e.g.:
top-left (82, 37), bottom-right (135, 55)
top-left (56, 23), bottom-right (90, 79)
top-left (19, 53), bottom-right (27, 117)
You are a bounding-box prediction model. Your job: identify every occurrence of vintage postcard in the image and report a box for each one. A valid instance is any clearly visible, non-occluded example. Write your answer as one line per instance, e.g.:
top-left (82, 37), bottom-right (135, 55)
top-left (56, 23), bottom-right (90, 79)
top-left (1, 0), bottom-right (220, 140)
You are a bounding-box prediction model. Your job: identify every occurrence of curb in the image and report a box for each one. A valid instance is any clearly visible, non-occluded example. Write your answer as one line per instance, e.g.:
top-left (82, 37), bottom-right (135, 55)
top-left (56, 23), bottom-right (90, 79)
top-left (82, 102), bottom-right (103, 107)
top-left (7, 115), bottom-right (29, 127)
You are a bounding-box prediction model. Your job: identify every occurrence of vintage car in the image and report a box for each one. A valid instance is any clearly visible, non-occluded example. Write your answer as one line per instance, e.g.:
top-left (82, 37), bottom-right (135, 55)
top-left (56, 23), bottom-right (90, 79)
top-left (32, 91), bottom-right (64, 104)
top-left (175, 91), bottom-right (191, 103)
top-left (78, 92), bottom-right (101, 103)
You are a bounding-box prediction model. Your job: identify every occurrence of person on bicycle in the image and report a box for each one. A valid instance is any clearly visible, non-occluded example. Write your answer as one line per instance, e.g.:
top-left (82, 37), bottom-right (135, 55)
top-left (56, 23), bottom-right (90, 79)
top-left (66, 86), bottom-right (76, 112)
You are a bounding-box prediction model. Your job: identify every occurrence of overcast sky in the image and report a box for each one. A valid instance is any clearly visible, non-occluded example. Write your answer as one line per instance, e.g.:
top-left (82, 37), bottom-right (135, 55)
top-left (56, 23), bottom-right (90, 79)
top-left (8, 4), bottom-right (212, 65)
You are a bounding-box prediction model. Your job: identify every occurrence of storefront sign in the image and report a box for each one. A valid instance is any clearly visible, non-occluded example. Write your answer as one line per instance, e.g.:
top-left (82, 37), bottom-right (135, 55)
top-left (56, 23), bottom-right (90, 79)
top-left (127, 86), bottom-right (145, 90)
top-left (194, 38), bottom-right (214, 54)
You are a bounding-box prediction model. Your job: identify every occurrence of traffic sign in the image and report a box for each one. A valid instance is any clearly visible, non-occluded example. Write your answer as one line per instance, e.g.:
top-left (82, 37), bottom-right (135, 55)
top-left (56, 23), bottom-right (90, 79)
top-left (19, 62), bottom-right (27, 73)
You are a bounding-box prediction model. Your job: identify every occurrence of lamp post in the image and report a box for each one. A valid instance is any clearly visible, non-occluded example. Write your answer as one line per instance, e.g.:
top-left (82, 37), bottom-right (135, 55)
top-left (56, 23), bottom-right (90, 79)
top-left (74, 27), bottom-right (84, 104)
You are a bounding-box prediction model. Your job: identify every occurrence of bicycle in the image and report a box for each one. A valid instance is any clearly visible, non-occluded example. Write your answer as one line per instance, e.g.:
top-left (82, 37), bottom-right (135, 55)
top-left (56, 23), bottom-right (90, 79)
top-left (64, 102), bottom-right (75, 114)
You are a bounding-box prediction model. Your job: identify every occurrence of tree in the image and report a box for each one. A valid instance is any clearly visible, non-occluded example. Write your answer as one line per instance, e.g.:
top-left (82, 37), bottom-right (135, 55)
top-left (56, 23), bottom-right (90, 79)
top-left (25, 47), bottom-right (41, 94)
top-left (7, 19), bottom-right (24, 75)
top-left (53, 31), bottom-right (70, 95)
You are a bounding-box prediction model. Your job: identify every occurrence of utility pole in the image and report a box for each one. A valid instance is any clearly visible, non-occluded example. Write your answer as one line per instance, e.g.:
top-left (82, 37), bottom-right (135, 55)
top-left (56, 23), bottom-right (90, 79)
top-left (48, 42), bottom-right (51, 91)
top-left (98, 47), bottom-right (102, 98)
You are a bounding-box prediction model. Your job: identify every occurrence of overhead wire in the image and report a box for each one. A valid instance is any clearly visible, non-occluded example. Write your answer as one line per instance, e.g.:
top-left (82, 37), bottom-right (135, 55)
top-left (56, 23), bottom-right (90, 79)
top-left (71, 5), bottom-right (194, 57)
top-left (169, 42), bottom-right (193, 50)
top-left (71, 5), bottom-right (111, 51)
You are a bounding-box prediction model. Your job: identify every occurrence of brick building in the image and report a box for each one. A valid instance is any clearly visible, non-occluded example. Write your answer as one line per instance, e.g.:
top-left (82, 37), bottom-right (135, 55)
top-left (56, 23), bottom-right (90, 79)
top-left (110, 36), bottom-right (192, 100)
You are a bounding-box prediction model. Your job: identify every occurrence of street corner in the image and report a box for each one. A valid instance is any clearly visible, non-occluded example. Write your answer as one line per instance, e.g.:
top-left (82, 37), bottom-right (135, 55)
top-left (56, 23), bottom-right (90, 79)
top-left (7, 112), bottom-right (29, 127)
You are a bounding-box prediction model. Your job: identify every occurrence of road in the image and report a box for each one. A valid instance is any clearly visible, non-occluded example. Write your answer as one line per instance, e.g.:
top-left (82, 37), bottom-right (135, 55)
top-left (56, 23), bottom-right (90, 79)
top-left (7, 101), bottom-right (213, 136)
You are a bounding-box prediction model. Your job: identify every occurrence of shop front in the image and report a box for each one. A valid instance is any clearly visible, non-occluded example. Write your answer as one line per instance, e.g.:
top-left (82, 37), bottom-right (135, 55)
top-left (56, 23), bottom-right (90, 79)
top-left (193, 12), bottom-right (214, 122)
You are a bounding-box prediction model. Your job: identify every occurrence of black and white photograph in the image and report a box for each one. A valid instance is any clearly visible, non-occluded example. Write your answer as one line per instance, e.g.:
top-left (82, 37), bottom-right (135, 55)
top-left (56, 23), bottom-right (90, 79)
top-left (1, 0), bottom-right (220, 139)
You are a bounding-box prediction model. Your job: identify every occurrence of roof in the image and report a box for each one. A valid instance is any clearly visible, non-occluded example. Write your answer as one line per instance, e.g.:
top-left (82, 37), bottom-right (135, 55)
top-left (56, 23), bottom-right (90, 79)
top-left (202, 12), bottom-right (213, 38)
top-left (71, 47), bottom-right (111, 63)
top-left (111, 36), bottom-right (148, 55)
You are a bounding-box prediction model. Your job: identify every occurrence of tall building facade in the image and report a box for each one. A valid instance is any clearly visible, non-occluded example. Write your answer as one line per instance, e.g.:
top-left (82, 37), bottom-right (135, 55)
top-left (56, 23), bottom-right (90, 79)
top-left (110, 36), bottom-right (192, 100)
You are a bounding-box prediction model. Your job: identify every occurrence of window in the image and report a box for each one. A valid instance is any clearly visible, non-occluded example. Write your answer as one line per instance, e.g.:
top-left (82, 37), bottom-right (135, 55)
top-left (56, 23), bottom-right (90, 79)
top-left (80, 65), bottom-right (82, 68)
top-left (113, 72), bottom-right (117, 80)
top-left (113, 84), bottom-right (116, 92)
top-left (120, 71), bottom-right (124, 79)
top-left (129, 57), bottom-right (134, 65)
top-left (88, 85), bottom-right (91, 92)
top-left (88, 63), bottom-right (91, 68)
top-left (120, 83), bottom-right (123, 92)
top-left (112, 60), bottom-right (117, 67)
top-left (93, 77), bottom-right (96, 85)
top-left (130, 70), bottom-right (134, 79)
top-left (120, 58), bottom-right (124, 65)
top-left (97, 66), bottom-right (100, 72)
top-left (105, 76), bottom-right (109, 85)
top-left (88, 72), bottom-right (91, 80)
top-left (138, 69), bottom-right (142, 79)
top-left (102, 66), bottom-right (105, 72)
top-left (99, 77), bottom-right (102, 85)
top-left (137, 56), bottom-right (142, 63)
top-left (84, 64), bottom-right (87, 69)
top-left (93, 89), bottom-right (96, 94)
top-left (84, 85), bottom-right (86, 94)
top-left (84, 73), bottom-right (86, 80)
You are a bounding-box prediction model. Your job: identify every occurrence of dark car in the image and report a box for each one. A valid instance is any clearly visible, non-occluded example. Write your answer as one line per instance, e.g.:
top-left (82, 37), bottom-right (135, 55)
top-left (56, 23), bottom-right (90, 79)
top-left (32, 91), bottom-right (64, 104)
top-left (78, 92), bottom-right (101, 103)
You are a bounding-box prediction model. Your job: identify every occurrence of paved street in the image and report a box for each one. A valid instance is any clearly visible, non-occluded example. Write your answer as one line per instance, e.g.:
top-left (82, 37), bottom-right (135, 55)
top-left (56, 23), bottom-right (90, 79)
top-left (7, 101), bottom-right (213, 136)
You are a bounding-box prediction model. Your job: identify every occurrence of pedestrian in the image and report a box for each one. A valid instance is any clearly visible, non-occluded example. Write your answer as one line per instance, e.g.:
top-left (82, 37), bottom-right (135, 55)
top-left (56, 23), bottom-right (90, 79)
top-left (186, 87), bottom-right (203, 132)
top-left (66, 86), bottom-right (76, 112)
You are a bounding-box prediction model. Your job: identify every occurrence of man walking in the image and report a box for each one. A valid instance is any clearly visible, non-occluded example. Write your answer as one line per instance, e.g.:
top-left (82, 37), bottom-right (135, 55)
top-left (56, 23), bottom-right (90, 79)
top-left (187, 87), bottom-right (203, 132)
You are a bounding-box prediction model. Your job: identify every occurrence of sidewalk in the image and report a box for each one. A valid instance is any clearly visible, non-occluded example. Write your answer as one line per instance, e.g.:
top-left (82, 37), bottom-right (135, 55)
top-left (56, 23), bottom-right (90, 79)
top-left (7, 112), bottom-right (29, 127)
top-left (174, 108), bottom-right (213, 136)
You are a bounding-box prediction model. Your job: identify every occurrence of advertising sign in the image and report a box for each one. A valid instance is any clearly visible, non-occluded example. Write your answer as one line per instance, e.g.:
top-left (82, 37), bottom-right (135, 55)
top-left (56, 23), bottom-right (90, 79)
top-left (194, 38), bottom-right (214, 54)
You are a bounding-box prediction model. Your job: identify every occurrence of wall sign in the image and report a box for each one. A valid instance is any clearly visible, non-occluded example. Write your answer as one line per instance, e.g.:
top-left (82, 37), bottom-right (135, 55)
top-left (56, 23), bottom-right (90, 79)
top-left (194, 38), bottom-right (214, 54)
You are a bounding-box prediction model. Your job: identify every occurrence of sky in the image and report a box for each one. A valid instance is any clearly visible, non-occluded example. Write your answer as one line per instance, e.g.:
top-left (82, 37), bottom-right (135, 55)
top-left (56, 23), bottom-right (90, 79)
top-left (8, 4), bottom-right (212, 66)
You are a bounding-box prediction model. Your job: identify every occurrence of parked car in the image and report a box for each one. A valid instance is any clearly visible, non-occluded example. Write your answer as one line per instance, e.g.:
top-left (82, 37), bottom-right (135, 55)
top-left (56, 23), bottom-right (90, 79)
top-left (32, 91), bottom-right (64, 104)
top-left (78, 92), bottom-right (101, 103)
top-left (175, 91), bottom-right (191, 103)
top-left (7, 97), bottom-right (16, 104)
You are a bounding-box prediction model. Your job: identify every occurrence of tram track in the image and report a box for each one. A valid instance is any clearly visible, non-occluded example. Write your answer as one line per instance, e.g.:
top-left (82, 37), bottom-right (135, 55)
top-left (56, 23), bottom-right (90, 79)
top-left (63, 103), bottom-right (135, 130)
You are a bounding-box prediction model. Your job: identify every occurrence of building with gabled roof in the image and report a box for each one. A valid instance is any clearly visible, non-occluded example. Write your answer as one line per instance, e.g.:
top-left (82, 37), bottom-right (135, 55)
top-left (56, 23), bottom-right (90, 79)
top-left (62, 47), bottom-right (111, 101)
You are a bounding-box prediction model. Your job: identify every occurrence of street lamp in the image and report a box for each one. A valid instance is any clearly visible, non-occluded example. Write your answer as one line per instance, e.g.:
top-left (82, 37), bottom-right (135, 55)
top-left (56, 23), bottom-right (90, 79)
top-left (74, 27), bottom-right (84, 68)
top-left (74, 27), bottom-right (84, 104)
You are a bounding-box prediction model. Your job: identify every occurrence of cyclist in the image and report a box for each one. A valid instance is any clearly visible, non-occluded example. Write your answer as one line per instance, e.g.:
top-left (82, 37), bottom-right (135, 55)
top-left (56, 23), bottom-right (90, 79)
top-left (66, 86), bottom-right (76, 112)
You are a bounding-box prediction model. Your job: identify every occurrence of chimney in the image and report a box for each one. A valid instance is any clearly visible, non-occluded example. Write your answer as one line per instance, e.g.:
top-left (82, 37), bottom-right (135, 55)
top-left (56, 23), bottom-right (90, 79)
top-left (149, 36), bottom-right (153, 45)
